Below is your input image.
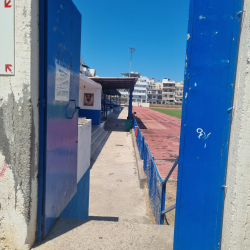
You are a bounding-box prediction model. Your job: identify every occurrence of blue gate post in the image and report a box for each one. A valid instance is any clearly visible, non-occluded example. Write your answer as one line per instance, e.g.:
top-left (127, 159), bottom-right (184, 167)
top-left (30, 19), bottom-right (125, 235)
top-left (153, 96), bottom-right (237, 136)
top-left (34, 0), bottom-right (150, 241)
top-left (174, 0), bottom-right (243, 249)
top-left (128, 83), bottom-right (133, 119)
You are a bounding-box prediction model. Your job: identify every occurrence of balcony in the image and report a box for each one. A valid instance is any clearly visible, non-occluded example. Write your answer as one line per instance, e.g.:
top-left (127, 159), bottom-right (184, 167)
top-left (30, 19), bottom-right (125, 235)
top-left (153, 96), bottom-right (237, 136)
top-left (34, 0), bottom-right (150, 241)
top-left (163, 97), bottom-right (175, 101)
top-left (163, 87), bottom-right (175, 90)
top-left (148, 92), bottom-right (162, 95)
top-left (175, 93), bottom-right (183, 98)
top-left (163, 89), bottom-right (175, 92)
top-left (175, 100), bottom-right (182, 104)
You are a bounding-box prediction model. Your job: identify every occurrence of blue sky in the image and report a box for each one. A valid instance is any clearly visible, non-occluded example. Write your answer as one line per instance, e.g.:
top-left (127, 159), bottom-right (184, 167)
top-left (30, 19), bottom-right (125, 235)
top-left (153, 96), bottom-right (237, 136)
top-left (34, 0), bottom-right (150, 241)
top-left (72, 0), bottom-right (190, 82)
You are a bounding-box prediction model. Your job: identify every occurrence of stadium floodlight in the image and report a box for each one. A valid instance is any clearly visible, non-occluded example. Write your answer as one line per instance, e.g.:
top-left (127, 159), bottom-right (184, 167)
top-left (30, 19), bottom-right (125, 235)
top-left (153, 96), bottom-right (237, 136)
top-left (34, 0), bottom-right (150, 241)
top-left (129, 47), bottom-right (135, 77)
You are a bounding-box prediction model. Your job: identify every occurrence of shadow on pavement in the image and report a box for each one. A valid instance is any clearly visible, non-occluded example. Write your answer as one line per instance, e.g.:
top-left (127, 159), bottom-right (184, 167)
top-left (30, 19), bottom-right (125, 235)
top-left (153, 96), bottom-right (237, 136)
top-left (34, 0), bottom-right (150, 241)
top-left (88, 216), bottom-right (119, 222)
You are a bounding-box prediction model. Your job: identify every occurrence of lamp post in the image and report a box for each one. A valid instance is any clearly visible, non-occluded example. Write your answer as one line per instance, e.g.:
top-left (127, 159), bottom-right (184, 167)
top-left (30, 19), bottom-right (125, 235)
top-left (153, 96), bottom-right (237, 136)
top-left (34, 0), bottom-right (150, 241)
top-left (129, 47), bottom-right (135, 77)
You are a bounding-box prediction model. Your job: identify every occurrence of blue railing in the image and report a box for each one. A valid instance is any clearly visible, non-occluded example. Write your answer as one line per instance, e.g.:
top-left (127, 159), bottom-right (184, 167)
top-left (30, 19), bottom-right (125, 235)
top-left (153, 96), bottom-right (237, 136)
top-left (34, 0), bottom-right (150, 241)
top-left (133, 117), bottom-right (144, 160)
top-left (133, 114), bottom-right (179, 225)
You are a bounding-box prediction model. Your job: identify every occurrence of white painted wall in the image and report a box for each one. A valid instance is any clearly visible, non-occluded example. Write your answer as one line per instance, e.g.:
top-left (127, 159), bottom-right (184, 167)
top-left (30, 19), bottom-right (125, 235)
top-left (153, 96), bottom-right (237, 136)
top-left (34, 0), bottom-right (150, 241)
top-left (132, 102), bottom-right (150, 108)
top-left (0, 1), bottom-right (39, 249)
top-left (221, 2), bottom-right (250, 249)
top-left (79, 88), bottom-right (101, 110)
top-left (77, 119), bottom-right (91, 183)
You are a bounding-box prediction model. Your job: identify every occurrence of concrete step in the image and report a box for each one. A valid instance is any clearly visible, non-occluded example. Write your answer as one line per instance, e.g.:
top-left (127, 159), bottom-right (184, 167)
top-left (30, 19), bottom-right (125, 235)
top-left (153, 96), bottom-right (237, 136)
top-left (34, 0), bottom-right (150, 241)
top-left (33, 218), bottom-right (174, 250)
top-left (90, 131), bottom-right (111, 166)
top-left (91, 126), bottom-right (101, 136)
top-left (91, 126), bottom-right (104, 145)
top-left (91, 122), bottom-right (105, 136)
top-left (91, 130), bottom-right (109, 157)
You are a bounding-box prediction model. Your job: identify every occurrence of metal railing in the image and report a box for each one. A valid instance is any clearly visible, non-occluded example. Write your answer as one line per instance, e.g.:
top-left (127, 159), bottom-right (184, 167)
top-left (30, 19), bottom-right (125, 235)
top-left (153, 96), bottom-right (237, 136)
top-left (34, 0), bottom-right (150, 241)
top-left (133, 114), bottom-right (179, 225)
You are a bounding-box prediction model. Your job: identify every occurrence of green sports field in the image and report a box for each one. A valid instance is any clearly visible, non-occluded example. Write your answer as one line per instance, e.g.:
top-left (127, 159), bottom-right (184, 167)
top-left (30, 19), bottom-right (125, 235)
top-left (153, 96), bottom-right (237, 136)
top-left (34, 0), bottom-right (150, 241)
top-left (150, 108), bottom-right (182, 119)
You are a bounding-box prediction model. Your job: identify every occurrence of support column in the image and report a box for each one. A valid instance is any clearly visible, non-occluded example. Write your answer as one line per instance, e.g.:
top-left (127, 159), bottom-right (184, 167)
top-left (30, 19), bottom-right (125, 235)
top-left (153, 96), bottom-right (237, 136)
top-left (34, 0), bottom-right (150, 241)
top-left (128, 83), bottom-right (133, 119)
top-left (110, 90), bottom-right (112, 113)
top-left (104, 89), bottom-right (106, 118)
top-left (112, 90), bottom-right (114, 110)
top-left (221, 2), bottom-right (250, 248)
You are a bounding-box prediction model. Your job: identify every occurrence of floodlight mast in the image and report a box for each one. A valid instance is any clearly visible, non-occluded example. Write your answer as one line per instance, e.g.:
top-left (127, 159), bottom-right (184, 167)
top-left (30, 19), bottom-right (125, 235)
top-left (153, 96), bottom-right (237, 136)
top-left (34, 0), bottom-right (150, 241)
top-left (129, 47), bottom-right (135, 77)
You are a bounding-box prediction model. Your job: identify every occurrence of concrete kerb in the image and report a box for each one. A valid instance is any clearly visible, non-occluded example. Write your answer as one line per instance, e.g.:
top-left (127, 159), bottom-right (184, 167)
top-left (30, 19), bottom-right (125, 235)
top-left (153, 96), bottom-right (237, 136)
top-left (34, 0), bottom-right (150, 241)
top-left (132, 129), bottom-right (147, 189)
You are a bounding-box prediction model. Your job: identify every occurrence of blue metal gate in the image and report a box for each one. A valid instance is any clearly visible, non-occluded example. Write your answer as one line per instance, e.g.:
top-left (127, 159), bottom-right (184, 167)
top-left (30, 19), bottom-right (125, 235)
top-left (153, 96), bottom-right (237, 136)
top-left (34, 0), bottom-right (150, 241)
top-left (174, 0), bottom-right (243, 249)
top-left (37, 0), bottom-right (82, 239)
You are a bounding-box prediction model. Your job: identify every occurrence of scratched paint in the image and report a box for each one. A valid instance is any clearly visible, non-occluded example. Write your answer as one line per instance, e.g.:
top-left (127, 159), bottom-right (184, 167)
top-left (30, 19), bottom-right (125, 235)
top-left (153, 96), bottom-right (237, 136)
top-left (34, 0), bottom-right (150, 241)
top-left (197, 128), bottom-right (211, 148)
top-left (197, 128), bottom-right (211, 140)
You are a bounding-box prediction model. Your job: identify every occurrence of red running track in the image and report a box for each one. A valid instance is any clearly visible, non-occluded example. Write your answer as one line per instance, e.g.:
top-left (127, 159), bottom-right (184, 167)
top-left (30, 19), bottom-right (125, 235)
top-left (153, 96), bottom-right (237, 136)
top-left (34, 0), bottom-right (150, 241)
top-left (133, 107), bottom-right (181, 180)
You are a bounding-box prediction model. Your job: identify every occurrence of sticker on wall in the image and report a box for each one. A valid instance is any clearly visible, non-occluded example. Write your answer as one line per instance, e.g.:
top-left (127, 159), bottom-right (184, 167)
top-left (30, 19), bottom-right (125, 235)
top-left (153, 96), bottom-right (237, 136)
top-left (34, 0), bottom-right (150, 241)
top-left (84, 93), bottom-right (94, 106)
top-left (55, 63), bottom-right (71, 102)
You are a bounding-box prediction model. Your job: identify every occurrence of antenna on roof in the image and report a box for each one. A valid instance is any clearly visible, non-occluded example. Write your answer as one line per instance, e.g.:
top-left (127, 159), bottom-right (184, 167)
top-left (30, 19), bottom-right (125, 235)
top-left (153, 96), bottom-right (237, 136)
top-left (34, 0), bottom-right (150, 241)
top-left (129, 47), bottom-right (135, 77)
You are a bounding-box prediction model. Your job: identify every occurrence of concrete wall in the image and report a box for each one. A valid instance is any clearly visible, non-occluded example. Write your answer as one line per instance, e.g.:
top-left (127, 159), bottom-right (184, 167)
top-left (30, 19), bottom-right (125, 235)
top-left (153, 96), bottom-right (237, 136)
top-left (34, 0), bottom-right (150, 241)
top-left (77, 119), bottom-right (91, 183)
top-left (0, 1), bottom-right (39, 249)
top-left (150, 104), bottom-right (182, 109)
top-left (79, 88), bottom-right (101, 125)
top-left (221, 2), bottom-right (250, 249)
top-left (79, 88), bottom-right (101, 110)
top-left (60, 119), bottom-right (91, 220)
top-left (132, 102), bottom-right (150, 108)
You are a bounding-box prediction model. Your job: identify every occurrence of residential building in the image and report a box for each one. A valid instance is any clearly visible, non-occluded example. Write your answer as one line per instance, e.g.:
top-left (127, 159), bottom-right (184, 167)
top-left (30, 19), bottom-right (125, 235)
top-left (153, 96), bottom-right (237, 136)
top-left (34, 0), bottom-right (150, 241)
top-left (155, 81), bottom-right (163, 89)
top-left (175, 81), bottom-right (184, 105)
top-left (162, 78), bottom-right (176, 104)
top-left (80, 56), bottom-right (96, 77)
top-left (120, 72), bottom-right (151, 103)
top-left (148, 89), bottom-right (163, 104)
top-left (149, 80), bottom-right (162, 89)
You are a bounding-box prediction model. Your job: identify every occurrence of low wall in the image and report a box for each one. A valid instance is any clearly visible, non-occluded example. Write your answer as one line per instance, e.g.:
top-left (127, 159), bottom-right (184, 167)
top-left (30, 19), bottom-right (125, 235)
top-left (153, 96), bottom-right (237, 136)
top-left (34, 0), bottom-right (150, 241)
top-left (132, 102), bottom-right (150, 107)
top-left (150, 104), bottom-right (182, 109)
top-left (60, 119), bottom-right (91, 220)
top-left (79, 109), bottom-right (101, 125)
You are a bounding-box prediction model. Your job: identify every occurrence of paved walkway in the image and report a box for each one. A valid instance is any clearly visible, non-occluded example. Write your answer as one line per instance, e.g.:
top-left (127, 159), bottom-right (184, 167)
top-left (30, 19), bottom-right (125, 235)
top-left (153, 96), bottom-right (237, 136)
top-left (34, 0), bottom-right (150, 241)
top-left (33, 108), bottom-right (174, 250)
top-left (133, 107), bottom-right (181, 180)
top-left (89, 108), bottom-right (151, 224)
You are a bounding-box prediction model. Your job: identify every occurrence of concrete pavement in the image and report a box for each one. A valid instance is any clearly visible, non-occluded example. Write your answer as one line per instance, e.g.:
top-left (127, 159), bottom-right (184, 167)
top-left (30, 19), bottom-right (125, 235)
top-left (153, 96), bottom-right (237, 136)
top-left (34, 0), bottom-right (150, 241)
top-left (33, 219), bottom-right (174, 250)
top-left (33, 108), bottom-right (174, 250)
top-left (89, 108), bottom-right (151, 224)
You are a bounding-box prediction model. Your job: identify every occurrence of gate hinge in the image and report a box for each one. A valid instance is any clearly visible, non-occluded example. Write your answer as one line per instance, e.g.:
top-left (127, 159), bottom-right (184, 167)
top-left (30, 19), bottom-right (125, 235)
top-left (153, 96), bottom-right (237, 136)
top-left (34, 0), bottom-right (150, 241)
top-left (227, 107), bottom-right (234, 114)
top-left (237, 10), bottom-right (245, 16)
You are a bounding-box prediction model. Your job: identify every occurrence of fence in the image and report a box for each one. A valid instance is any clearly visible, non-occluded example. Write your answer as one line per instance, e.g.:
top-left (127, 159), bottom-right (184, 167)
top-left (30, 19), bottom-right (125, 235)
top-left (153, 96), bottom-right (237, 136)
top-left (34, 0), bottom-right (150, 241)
top-left (133, 114), bottom-right (179, 225)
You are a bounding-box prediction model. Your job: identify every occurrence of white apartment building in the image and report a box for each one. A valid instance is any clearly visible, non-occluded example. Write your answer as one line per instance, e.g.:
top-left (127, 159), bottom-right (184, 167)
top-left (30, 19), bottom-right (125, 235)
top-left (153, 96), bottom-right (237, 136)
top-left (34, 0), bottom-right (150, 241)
top-left (148, 89), bottom-right (163, 104)
top-left (120, 72), bottom-right (151, 103)
top-left (80, 56), bottom-right (96, 77)
top-left (162, 78), bottom-right (176, 104)
top-left (148, 80), bottom-right (163, 90)
top-left (175, 81), bottom-right (184, 105)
